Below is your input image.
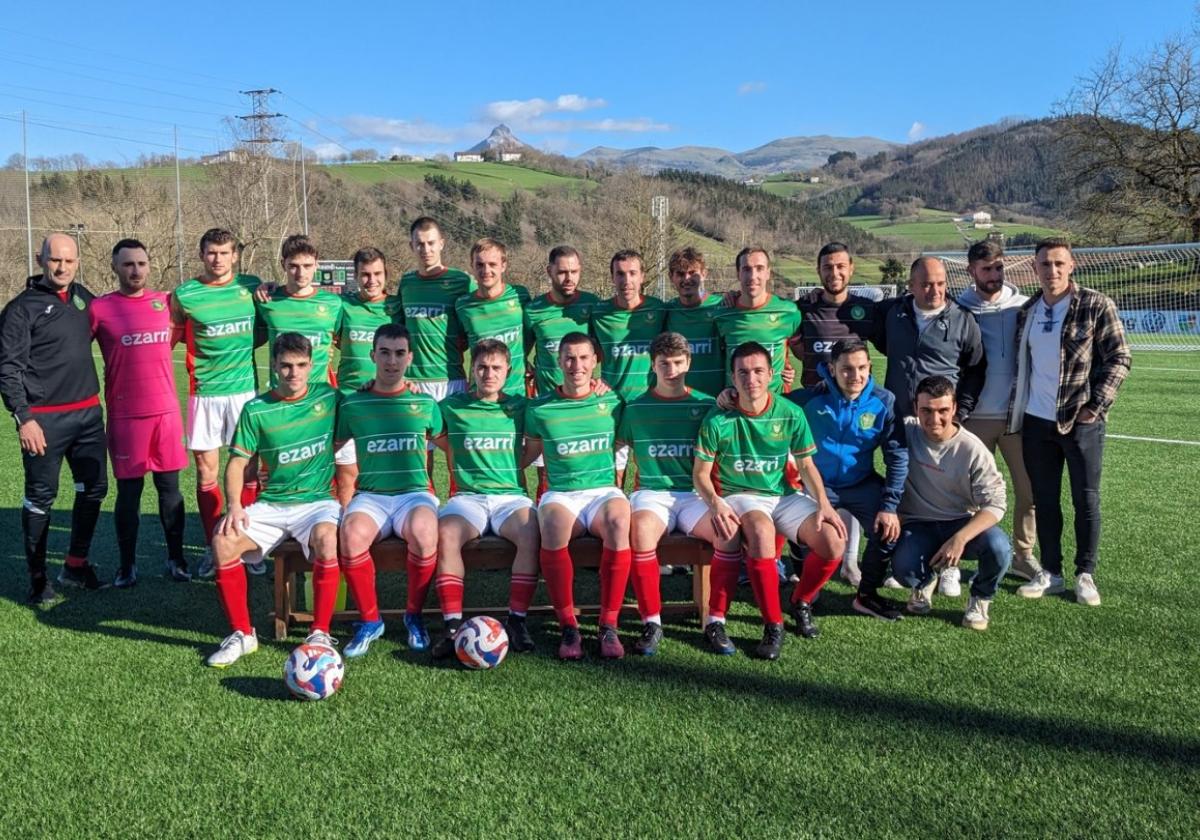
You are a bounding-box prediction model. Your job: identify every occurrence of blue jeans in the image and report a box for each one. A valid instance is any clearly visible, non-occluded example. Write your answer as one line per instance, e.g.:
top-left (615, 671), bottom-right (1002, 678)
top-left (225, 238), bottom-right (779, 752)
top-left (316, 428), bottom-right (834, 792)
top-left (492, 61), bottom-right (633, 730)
top-left (789, 476), bottom-right (897, 591)
top-left (893, 518), bottom-right (1012, 599)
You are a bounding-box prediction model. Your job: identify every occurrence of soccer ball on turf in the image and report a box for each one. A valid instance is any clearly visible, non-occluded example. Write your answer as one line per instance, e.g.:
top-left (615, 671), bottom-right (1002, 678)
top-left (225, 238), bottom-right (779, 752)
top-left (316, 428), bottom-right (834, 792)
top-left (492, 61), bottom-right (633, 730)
top-left (284, 643), bottom-right (344, 700)
top-left (454, 616), bottom-right (509, 670)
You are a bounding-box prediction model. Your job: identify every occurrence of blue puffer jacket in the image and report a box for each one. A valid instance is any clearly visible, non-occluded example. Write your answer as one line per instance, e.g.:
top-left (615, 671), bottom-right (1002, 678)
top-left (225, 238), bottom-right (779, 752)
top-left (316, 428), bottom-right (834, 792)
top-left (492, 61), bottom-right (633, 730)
top-left (787, 363), bottom-right (909, 511)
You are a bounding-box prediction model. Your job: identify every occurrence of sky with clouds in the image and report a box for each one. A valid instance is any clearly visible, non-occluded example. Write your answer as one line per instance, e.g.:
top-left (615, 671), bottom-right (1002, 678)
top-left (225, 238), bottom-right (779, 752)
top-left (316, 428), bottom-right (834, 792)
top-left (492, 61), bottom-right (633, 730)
top-left (0, 0), bottom-right (1194, 162)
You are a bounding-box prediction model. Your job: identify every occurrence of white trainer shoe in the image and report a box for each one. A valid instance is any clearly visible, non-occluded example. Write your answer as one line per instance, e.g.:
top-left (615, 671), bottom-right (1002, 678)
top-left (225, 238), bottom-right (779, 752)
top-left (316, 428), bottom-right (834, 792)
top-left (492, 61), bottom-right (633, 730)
top-left (304, 629), bottom-right (337, 649)
top-left (938, 566), bottom-right (962, 597)
top-left (962, 596), bottom-right (991, 631)
top-left (1010, 554), bottom-right (1043, 581)
top-left (206, 630), bottom-right (258, 668)
top-left (906, 577), bottom-right (938, 615)
top-left (1017, 570), bottom-right (1065, 599)
top-left (882, 576), bottom-right (904, 590)
top-left (1075, 573), bottom-right (1101, 606)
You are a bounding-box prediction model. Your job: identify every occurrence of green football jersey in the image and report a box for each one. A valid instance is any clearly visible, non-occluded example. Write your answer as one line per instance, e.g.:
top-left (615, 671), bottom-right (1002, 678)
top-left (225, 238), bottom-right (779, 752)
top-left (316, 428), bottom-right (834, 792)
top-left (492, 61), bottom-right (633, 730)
top-left (663, 294), bottom-right (725, 398)
top-left (454, 284), bottom-right (531, 395)
top-left (395, 268), bottom-right (475, 383)
top-left (173, 274), bottom-right (260, 396)
top-left (230, 383), bottom-right (339, 504)
top-left (523, 291), bottom-right (599, 396)
top-left (695, 394), bottom-right (816, 497)
top-left (712, 295), bottom-right (802, 393)
top-left (257, 288), bottom-right (342, 387)
top-left (590, 296), bottom-right (667, 402)
top-left (335, 387), bottom-right (444, 495)
top-left (617, 388), bottom-right (714, 491)
top-left (439, 391), bottom-right (526, 495)
top-left (525, 388), bottom-right (623, 492)
top-left (336, 293), bottom-right (393, 394)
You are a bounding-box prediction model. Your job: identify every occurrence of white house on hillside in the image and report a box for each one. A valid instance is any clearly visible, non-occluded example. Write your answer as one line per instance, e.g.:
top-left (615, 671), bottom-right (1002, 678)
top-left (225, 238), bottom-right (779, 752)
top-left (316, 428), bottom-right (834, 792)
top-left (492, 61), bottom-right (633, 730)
top-left (972, 211), bottom-right (993, 228)
top-left (454, 152), bottom-right (484, 163)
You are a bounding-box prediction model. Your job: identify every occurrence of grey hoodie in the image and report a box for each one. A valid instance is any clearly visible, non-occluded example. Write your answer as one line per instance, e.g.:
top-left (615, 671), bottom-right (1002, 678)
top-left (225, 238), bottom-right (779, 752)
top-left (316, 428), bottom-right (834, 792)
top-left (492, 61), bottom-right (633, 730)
top-left (955, 282), bottom-right (1028, 419)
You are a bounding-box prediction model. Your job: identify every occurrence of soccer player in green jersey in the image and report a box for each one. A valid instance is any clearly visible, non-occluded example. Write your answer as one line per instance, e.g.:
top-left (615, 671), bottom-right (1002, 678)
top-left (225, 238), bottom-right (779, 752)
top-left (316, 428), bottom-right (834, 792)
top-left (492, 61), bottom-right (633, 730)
top-left (523, 245), bottom-right (599, 397)
top-left (712, 247), bottom-right (801, 394)
top-left (335, 247), bottom-right (394, 394)
top-left (335, 323), bottom-right (444, 656)
top-left (522, 332), bottom-right (630, 660)
top-left (396, 217), bottom-right (475, 400)
top-left (257, 235), bottom-right (341, 388)
top-left (693, 342), bottom-right (845, 660)
top-left (430, 339), bottom-right (540, 658)
top-left (453, 238), bottom-right (531, 396)
top-left (663, 247), bottom-right (724, 398)
top-left (169, 228), bottom-right (263, 574)
top-left (615, 332), bottom-right (720, 656)
top-left (205, 333), bottom-right (349, 668)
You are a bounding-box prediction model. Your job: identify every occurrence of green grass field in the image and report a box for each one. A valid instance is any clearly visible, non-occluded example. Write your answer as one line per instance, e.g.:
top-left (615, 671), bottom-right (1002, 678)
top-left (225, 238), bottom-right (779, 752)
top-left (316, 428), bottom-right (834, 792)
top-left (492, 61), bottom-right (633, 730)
top-left (760, 180), bottom-right (823, 199)
top-left (321, 160), bottom-right (592, 196)
top-left (841, 209), bottom-right (1067, 251)
top-left (2, 347), bottom-right (1198, 837)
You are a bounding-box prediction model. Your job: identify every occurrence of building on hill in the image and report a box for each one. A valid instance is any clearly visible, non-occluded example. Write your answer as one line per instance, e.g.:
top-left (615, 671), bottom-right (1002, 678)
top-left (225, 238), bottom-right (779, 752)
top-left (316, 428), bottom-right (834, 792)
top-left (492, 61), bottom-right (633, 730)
top-left (454, 152), bottom-right (484, 163)
top-left (200, 149), bottom-right (245, 165)
top-left (499, 151), bottom-right (523, 162)
top-left (972, 211), bottom-right (993, 228)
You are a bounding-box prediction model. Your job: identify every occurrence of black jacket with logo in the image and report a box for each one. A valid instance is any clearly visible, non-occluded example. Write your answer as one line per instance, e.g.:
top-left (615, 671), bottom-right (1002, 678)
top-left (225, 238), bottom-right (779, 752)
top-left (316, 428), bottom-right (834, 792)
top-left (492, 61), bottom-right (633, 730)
top-left (0, 274), bottom-right (99, 425)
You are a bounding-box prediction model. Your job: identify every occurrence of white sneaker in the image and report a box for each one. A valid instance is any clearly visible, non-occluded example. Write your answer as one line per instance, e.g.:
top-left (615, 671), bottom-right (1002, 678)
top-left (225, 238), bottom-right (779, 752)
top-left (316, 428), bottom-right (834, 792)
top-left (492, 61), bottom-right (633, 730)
top-left (938, 566), bottom-right (962, 597)
top-left (906, 578), bottom-right (937, 615)
top-left (1010, 555), bottom-right (1043, 581)
top-left (883, 576), bottom-right (904, 590)
top-left (1075, 573), bottom-right (1101, 607)
top-left (305, 629), bottom-right (337, 649)
top-left (840, 555), bottom-right (862, 588)
top-left (1017, 570), bottom-right (1065, 599)
top-left (206, 630), bottom-right (258, 668)
top-left (962, 596), bottom-right (991, 631)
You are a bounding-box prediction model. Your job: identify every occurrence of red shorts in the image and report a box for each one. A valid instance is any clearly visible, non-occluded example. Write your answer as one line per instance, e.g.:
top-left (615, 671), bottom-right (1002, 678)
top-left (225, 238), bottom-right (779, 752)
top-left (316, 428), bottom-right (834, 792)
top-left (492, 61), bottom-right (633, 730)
top-left (107, 412), bottom-right (189, 479)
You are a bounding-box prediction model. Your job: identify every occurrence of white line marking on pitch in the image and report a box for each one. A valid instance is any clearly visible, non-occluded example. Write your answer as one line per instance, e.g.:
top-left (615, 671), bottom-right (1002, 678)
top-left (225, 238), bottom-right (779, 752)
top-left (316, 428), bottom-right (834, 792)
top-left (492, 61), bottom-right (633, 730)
top-left (1132, 366), bottom-right (1200, 373)
top-left (1109, 434), bottom-right (1200, 446)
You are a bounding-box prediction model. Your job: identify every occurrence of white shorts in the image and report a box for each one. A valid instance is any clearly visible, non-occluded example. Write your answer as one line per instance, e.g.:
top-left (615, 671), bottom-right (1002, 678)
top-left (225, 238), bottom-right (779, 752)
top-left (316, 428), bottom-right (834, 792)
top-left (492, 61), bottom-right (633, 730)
top-left (440, 493), bottom-right (534, 536)
top-left (725, 492), bottom-right (819, 540)
top-left (538, 486), bottom-right (626, 531)
top-left (187, 390), bottom-right (255, 451)
top-left (345, 491), bottom-right (439, 538)
top-left (630, 489), bottom-right (708, 535)
top-left (331, 438), bottom-right (361, 465)
top-left (239, 499), bottom-right (341, 563)
top-left (408, 379), bottom-right (467, 401)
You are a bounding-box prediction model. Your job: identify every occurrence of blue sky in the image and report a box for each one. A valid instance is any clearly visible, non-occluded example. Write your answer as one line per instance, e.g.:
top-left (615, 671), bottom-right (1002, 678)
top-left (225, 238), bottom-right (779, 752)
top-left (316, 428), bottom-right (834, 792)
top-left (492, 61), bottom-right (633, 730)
top-left (0, 0), bottom-right (1195, 163)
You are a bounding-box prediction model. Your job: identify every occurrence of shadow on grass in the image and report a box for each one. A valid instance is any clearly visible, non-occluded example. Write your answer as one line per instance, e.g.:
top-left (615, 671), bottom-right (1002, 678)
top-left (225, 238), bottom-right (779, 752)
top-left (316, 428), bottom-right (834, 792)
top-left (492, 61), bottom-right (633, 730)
top-left (221, 676), bottom-right (294, 702)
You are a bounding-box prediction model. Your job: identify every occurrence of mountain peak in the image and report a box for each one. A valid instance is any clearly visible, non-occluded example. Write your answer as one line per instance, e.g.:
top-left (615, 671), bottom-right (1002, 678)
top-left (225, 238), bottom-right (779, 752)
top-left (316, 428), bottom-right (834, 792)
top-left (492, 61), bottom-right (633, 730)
top-left (467, 124), bottom-right (530, 154)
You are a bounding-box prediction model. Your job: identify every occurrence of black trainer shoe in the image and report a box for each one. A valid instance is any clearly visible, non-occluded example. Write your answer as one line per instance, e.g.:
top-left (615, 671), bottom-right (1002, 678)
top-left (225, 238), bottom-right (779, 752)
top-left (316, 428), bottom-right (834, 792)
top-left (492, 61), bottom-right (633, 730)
top-left (704, 621), bottom-right (736, 655)
top-left (754, 622), bottom-right (785, 660)
top-left (504, 614), bottom-right (535, 653)
top-left (58, 563), bottom-right (108, 591)
top-left (27, 574), bottom-right (58, 605)
top-left (789, 600), bottom-right (820, 638)
top-left (113, 564), bottom-right (138, 589)
top-left (632, 621), bottom-right (663, 656)
top-left (431, 618), bottom-right (462, 660)
top-left (164, 558), bottom-right (192, 583)
top-left (852, 590), bottom-right (903, 622)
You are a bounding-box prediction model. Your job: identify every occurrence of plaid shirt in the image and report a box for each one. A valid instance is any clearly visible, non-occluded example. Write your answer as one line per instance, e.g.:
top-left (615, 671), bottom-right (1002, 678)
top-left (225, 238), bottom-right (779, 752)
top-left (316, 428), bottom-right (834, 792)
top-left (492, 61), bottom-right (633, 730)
top-left (1008, 284), bottom-right (1131, 434)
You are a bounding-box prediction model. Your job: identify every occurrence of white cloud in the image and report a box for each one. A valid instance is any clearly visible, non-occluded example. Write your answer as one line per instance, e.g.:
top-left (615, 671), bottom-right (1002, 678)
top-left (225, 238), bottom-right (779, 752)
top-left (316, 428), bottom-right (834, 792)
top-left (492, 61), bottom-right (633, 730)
top-left (907, 121), bottom-right (926, 141)
top-left (738, 81), bottom-right (767, 95)
top-left (310, 142), bottom-right (346, 160)
top-left (341, 115), bottom-right (463, 145)
top-left (482, 94), bottom-right (607, 123)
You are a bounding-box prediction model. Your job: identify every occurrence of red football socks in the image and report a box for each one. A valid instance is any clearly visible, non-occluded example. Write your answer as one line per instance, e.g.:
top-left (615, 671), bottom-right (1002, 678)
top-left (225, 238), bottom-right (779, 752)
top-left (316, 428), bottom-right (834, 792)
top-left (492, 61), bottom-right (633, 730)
top-left (630, 550), bottom-right (662, 622)
top-left (339, 550), bottom-right (379, 622)
top-left (707, 548), bottom-right (742, 620)
top-left (310, 556), bottom-right (340, 633)
top-left (539, 546), bottom-right (576, 627)
top-left (435, 573), bottom-right (465, 620)
top-left (215, 561), bottom-right (251, 635)
top-left (746, 555), bottom-right (783, 624)
top-left (508, 573), bottom-right (538, 616)
top-left (405, 551), bottom-right (437, 614)
top-left (598, 546), bottom-right (632, 626)
top-left (64, 553), bottom-right (87, 569)
top-left (239, 481), bottom-right (260, 508)
top-left (792, 553), bottom-right (840, 606)
top-left (196, 482), bottom-right (223, 545)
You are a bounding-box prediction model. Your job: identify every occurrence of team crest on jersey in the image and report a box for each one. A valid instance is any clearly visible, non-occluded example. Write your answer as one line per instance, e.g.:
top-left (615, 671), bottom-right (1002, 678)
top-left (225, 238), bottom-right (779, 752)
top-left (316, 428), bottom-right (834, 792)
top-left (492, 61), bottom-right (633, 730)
top-left (408, 404), bottom-right (422, 413)
top-left (690, 407), bottom-right (703, 418)
top-left (313, 402), bottom-right (326, 415)
top-left (239, 289), bottom-right (250, 298)
top-left (151, 299), bottom-right (166, 311)
top-left (858, 412), bottom-right (876, 430)
top-left (644, 312), bottom-right (656, 322)
top-left (73, 296), bottom-right (85, 310)
top-left (769, 313), bottom-right (779, 323)
top-left (851, 305), bottom-right (866, 320)
top-left (317, 304), bottom-right (328, 314)
top-left (597, 402), bottom-right (611, 413)
top-left (770, 422), bottom-right (785, 439)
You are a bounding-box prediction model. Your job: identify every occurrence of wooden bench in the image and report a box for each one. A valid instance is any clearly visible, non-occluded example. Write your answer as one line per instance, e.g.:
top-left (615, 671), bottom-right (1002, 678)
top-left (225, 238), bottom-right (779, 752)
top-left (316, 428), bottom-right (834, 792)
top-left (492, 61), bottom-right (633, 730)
top-left (270, 534), bottom-right (713, 640)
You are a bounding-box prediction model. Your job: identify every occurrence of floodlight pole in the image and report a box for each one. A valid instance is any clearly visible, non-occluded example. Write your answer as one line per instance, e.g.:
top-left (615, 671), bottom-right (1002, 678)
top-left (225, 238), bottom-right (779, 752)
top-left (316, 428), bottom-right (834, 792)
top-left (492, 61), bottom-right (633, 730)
top-left (651, 195), bottom-right (669, 298)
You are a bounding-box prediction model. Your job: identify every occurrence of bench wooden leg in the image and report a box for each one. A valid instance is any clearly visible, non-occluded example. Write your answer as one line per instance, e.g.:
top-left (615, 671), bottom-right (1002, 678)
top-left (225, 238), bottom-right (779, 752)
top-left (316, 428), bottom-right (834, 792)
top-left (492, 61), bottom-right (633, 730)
top-left (273, 562), bottom-right (290, 641)
top-left (692, 564), bottom-right (710, 627)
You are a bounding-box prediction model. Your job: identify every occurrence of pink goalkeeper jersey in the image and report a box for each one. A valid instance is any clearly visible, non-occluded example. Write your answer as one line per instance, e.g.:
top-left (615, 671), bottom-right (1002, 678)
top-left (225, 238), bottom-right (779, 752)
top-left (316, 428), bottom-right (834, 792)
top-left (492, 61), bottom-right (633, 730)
top-left (89, 290), bottom-right (179, 418)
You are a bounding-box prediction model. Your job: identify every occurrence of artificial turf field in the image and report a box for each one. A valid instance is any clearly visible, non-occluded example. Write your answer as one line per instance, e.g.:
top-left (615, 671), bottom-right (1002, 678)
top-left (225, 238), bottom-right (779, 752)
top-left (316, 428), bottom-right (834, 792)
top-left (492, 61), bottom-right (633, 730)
top-left (1, 348), bottom-right (1198, 838)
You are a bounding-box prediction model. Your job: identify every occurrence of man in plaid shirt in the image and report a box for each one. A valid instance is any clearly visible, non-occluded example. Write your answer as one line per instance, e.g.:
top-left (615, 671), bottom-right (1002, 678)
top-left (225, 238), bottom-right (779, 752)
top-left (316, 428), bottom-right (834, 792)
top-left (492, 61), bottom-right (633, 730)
top-left (1007, 238), bottom-right (1130, 606)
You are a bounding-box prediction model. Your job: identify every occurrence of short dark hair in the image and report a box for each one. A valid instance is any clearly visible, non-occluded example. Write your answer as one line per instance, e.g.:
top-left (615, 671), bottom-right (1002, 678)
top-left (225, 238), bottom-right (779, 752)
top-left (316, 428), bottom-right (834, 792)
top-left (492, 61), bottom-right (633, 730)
top-left (373, 322), bottom-right (410, 350)
top-left (915, 375), bottom-right (956, 401)
top-left (199, 228), bottom-right (237, 253)
top-left (731, 341), bottom-right (771, 371)
top-left (967, 239), bottom-right (1003, 264)
top-left (353, 247), bottom-right (386, 270)
top-left (610, 249), bottom-right (644, 276)
top-left (735, 246), bottom-right (771, 272)
top-left (111, 238), bottom-right (147, 258)
top-left (650, 331), bottom-right (691, 361)
top-left (471, 338), bottom-right (511, 364)
top-left (281, 234), bottom-right (318, 262)
top-left (817, 242), bottom-right (852, 266)
top-left (668, 246), bottom-right (705, 275)
top-left (1034, 237), bottom-right (1073, 257)
top-left (410, 216), bottom-right (442, 238)
top-left (558, 330), bottom-right (597, 357)
top-left (548, 244), bottom-right (581, 266)
top-left (829, 338), bottom-right (870, 365)
top-left (273, 332), bottom-right (312, 359)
